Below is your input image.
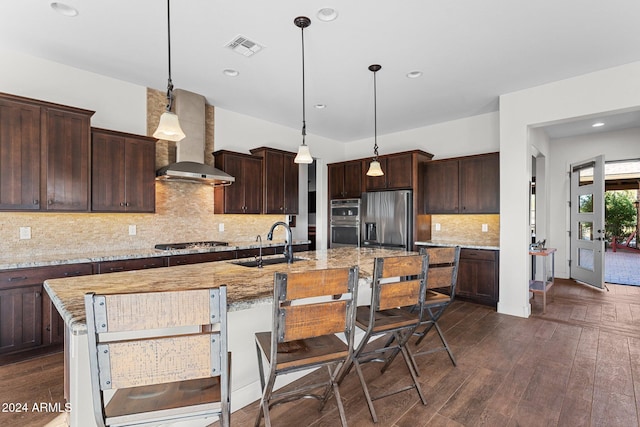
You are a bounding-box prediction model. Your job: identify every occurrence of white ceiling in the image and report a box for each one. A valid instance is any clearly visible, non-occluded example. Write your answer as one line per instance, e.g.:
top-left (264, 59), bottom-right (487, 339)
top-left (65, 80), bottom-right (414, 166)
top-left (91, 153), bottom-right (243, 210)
top-left (2, 0), bottom-right (640, 142)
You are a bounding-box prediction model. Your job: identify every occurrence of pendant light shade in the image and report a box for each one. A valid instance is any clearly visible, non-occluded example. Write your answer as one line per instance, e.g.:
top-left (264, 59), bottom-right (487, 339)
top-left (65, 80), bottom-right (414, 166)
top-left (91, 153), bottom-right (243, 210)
top-left (294, 16), bottom-right (313, 164)
top-left (153, 0), bottom-right (185, 142)
top-left (366, 64), bottom-right (383, 176)
top-left (154, 111), bottom-right (185, 141)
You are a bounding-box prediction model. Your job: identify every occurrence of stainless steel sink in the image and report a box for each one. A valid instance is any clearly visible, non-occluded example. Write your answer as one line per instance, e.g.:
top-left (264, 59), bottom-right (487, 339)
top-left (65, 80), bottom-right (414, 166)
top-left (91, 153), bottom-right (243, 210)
top-left (233, 257), bottom-right (307, 268)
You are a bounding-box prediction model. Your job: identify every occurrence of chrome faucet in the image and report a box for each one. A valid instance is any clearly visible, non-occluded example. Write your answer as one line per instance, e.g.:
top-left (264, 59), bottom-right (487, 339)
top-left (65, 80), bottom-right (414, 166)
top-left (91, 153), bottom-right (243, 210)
top-left (255, 235), bottom-right (263, 268)
top-left (267, 221), bottom-right (293, 263)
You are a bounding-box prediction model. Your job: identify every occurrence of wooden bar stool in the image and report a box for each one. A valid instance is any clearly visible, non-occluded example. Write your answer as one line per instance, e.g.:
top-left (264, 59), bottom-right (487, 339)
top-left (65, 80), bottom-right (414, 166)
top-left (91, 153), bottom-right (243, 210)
top-left (84, 286), bottom-right (230, 427)
top-left (254, 266), bottom-right (359, 427)
top-left (341, 254), bottom-right (428, 423)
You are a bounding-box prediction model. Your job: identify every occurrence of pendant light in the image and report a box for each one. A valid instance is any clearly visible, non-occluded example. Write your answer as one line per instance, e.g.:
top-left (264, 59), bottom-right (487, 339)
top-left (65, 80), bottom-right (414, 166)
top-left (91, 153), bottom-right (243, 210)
top-left (153, 0), bottom-right (185, 142)
top-left (293, 16), bottom-right (313, 164)
top-left (366, 64), bottom-right (383, 176)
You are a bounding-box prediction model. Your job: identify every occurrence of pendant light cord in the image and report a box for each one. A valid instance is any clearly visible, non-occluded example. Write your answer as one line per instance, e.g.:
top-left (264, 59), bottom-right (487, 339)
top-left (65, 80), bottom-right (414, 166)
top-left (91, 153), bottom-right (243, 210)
top-left (165, 0), bottom-right (174, 112)
top-left (373, 69), bottom-right (378, 159)
top-left (301, 25), bottom-right (307, 145)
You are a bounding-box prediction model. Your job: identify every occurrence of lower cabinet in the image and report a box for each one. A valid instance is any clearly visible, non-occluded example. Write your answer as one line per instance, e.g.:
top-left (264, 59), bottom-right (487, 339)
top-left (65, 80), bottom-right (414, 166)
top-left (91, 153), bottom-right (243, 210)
top-left (0, 285), bottom-right (42, 354)
top-left (456, 249), bottom-right (499, 307)
top-left (0, 263), bottom-right (93, 358)
top-left (97, 257), bottom-right (167, 273)
top-left (168, 251), bottom-right (235, 266)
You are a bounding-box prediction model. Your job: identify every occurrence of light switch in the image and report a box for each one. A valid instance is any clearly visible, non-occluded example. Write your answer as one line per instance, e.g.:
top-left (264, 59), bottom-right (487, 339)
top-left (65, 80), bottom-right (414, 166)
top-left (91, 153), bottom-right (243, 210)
top-left (482, 224), bottom-right (488, 232)
top-left (19, 226), bottom-right (31, 240)
top-left (128, 225), bottom-right (137, 236)
top-left (434, 223), bottom-right (441, 231)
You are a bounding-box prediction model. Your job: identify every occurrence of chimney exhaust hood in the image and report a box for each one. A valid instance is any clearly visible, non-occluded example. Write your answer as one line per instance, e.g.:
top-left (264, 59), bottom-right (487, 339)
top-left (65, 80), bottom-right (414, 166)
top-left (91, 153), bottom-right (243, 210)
top-left (155, 89), bottom-right (235, 186)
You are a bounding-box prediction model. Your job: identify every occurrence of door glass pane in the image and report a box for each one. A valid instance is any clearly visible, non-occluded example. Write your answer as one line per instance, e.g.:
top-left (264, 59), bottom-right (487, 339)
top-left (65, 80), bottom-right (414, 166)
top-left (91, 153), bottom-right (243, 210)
top-left (579, 222), bottom-right (593, 241)
top-left (578, 194), bottom-right (593, 213)
top-left (578, 166), bottom-right (594, 186)
top-left (578, 248), bottom-right (594, 271)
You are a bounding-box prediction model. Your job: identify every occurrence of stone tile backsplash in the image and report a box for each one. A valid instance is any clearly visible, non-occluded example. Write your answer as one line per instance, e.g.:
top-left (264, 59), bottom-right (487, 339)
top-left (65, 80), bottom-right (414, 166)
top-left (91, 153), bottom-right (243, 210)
top-left (430, 214), bottom-right (500, 245)
top-left (1, 181), bottom-right (286, 260)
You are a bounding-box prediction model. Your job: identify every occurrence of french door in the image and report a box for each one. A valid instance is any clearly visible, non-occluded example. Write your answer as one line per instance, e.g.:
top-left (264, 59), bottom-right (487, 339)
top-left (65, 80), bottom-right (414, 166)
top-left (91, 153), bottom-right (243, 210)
top-left (570, 155), bottom-right (605, 288)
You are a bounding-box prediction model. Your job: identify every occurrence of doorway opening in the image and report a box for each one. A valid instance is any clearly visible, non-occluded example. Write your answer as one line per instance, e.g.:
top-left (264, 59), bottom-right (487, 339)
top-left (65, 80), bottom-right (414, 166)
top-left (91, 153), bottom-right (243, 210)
top-left (603, 159), bottom-right (640, 286)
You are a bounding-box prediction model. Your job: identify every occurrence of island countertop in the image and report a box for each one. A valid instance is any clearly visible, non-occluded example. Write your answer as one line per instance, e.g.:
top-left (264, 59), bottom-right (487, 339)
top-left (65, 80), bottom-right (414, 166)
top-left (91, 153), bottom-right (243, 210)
top-left (44, 247), bottom-right (416, 335)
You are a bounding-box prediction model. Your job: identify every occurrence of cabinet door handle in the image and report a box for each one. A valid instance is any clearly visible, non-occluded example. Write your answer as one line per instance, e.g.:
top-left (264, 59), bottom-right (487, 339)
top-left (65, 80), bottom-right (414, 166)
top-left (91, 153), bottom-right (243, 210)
top-left (48, 200), bottom-right (53, 205)
top-left (35, 291), bottom-right (41, 298)
top-left (120, 202), bottom-right (125, 207)
top-left (64, 271), bottom-right (85, 277)
top-left (33, 199), bottom-right (39, 205)
top-left (46, 325), bottom-right (51, 332)
top-left (125, 202), bottom-right (130, 207)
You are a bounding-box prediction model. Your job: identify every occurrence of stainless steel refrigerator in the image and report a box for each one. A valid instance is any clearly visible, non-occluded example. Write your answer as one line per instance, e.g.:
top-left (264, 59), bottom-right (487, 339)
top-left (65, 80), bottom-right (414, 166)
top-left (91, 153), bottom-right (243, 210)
top-left (361, 190), bottom-right (412, 251)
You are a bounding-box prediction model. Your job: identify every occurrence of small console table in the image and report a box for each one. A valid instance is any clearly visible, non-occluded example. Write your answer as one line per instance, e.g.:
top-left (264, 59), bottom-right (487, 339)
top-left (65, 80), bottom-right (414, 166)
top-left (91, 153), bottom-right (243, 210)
top-left (529, 247), bottom-right (556, 313)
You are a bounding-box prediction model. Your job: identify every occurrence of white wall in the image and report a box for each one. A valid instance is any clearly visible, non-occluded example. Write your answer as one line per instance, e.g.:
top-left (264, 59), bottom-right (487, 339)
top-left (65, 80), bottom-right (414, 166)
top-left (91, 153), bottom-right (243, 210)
top-left (0, 47), bottom-right (147, 135)
top-left (344, 111), bottom-right (500, 161)
top-left (548, 127), bottom-right (640, 279)
top-left (499, 61), bottom-right (640, 318)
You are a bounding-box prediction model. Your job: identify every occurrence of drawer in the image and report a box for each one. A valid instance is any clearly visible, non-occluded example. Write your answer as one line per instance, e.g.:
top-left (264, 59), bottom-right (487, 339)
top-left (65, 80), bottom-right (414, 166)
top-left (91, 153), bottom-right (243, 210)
top-left (236, 247), bottom-right (277, 259)
top-left (0, 263), bottom-right (93, 288)
top-left (460, 249), bottom-right (497, 262)
top-left (168, 251), bottom-right (235, 266)
top-left (97, 257), bottom-right (168, 274)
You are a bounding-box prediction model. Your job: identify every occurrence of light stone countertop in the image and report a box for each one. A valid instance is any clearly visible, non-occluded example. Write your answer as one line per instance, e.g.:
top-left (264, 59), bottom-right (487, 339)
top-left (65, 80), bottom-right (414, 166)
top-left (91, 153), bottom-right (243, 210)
top-left (44, 247), bottom-right (416, 336)
top-left (0, 240), bottom-right (309, 270)
top-left (414, 240), bottom-right (500, 251)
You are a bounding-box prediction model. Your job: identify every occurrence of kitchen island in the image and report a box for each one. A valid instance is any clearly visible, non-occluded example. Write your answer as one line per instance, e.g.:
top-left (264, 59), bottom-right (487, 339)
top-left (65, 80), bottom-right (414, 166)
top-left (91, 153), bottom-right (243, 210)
top-left (44, 247), bottom-right (415, 427)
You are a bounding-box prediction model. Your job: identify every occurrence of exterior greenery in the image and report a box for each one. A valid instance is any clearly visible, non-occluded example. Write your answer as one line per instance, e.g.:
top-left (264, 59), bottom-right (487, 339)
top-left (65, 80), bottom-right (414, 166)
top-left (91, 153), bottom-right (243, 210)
top-left (605, 190), bottom-right (638, 240)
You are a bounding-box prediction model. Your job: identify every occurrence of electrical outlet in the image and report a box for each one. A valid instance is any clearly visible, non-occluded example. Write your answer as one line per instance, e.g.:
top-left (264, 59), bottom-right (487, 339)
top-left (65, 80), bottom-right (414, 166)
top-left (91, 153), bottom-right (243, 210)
top-left (482, 224), bottom-right (488, 232)
top-left (19, 226), bottom-right (31, 240)
top-left (128, 225), bottom-right (137, 236)
top-left (434, 223), bottom-right (441, 231)
top-left (219, 223), bottom-right (225, 232)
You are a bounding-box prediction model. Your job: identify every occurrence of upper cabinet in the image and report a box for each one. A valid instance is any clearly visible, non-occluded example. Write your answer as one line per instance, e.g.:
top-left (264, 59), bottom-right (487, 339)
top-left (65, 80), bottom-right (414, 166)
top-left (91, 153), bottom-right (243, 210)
top-left (0, 93), bottom-right (94, 212)
top-left (213, 150), bottom-right (263, 214)
top-left (363, 152), bottom-right (414, 191)
top-left (328, 160), bottom-right (362, 199)
top-left (423, 152), bottom-right (500, 214)
top-left (0, 96), bottom-right (41, 210)
top-left (91, 128), bottom-right (156, 213)
top-left (250, 147), bottom-right (299, 214)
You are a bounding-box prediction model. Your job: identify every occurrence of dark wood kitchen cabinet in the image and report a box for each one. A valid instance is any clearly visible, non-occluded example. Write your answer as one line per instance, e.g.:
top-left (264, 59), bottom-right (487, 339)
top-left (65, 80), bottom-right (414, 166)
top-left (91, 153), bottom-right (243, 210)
top-left (213, 150), bottom-right (263, 214)
top-left (0, 285), bottom-right (42, 354)
top-left (0, 263), bottom-right (93, 358)
top-left (168, 251), bottom-right (236, 266)
top-left (0, 93), bottom-right (94, 212)
top-left (423, 152), bottom-right (499, 214)
top-left (456, 248), bottom-right (499, 307)
top-left (363, 152), bottom-right (414, 191)
top-left (328, 160), bottom-right (363, 199)
top-left (0, 96), bottom-right (41, 210)
top-left (96, 257), bottom-right (167, 273)
top-left (91, 128), bottom-right (156, 213)
top-left (43, 106), bottom-right (92, 211)
top-left (250, 147), bottom-right (299, 214)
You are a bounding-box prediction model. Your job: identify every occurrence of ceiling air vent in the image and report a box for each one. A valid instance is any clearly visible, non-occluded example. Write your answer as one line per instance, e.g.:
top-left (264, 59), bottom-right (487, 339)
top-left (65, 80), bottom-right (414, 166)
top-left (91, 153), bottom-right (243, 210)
top-left (226, 35), bottom-right (264, 57)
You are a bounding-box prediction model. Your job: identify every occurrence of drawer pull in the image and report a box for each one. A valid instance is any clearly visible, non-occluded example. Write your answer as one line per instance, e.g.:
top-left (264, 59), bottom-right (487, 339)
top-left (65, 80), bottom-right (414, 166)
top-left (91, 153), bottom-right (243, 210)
top-left (143, 264), bottom-right (157, 268)
top-left (64, 271), bottom-right (84, 277)
top-left (109, 267), bottom-right (125, 272)
top-left (8, 276), bottom-right (28, 282)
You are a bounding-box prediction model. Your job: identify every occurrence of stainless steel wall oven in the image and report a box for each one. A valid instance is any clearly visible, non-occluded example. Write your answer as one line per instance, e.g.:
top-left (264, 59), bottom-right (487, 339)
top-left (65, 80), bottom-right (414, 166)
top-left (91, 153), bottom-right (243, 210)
top-left (330, 199), bottom-right (360, 247)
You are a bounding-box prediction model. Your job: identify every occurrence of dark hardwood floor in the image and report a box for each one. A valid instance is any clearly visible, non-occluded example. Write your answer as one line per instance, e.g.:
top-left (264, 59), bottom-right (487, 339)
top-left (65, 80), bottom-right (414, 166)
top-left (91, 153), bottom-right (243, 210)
top-left (3, 278), bottom-right (640, 427)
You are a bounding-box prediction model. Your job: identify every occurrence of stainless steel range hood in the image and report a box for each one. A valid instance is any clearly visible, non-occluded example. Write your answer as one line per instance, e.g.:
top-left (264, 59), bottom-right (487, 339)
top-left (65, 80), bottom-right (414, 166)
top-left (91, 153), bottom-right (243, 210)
top-left (156, 161), bottom-right (234, 186)
top-left (155, 89), bottom-right (235, 186)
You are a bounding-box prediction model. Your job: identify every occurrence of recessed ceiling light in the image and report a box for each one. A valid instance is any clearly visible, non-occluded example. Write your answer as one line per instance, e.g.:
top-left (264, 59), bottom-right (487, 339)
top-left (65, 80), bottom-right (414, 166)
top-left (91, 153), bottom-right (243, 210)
top-left (592, 122), bottom-right (605, 127)
top-left (50, 2), bottom-right (79, 17)
top-left (314, 104), bottom-right (326, 109)
top-left (406, 71), bottom-right (423, 79)
top-left (223, 69), bottom-right (239, 77)
top-left (317, 8), bottom-right (338, 22)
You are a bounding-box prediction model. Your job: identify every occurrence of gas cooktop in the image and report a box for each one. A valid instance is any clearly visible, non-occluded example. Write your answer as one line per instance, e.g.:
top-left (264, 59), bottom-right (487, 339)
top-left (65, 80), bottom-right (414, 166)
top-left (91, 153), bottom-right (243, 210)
top-left (154, 241), bottom-right (229, 250)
